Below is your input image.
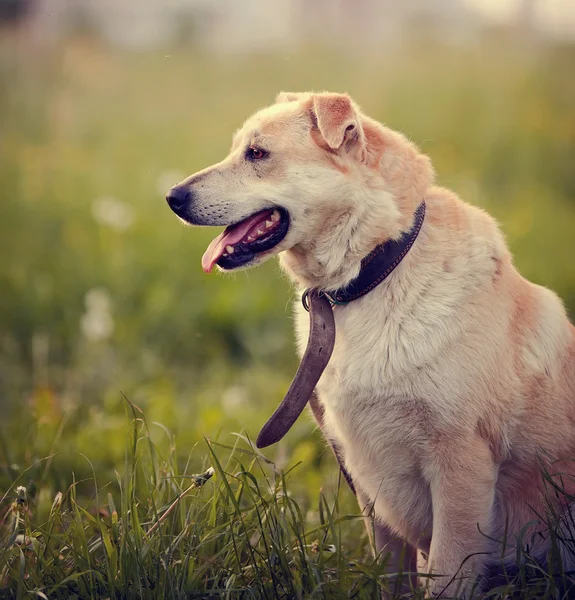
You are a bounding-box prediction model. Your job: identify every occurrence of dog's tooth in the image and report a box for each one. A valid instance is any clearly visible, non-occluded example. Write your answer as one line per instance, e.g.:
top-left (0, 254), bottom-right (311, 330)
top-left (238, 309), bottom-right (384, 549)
top-left (226, 245), bottom-right (234, 254)
top-left (271, 210), bottom-right (280, 222)
top-left (247, 235), bottom-right (255, 242)
top-left (223, 252), bottom-right (228, 257)
top-left (257, 229), bottom-right (264, 235)
top-left (265, 220), bottom-right (273, 229)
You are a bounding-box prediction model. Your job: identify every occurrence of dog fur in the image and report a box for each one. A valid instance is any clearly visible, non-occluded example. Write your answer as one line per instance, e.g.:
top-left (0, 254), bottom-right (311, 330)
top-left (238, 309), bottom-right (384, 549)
top-left (169, 92), bottom-right (575, 597)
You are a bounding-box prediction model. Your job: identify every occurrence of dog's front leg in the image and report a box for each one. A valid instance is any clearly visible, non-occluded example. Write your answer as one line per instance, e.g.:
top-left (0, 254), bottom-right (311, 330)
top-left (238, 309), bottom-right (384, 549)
top-left (358, 492), bottom-right (417, 597)
top-left (423, 434), bottom-right (497, 598)
top-left (375, 526), bottom-right (418, 598)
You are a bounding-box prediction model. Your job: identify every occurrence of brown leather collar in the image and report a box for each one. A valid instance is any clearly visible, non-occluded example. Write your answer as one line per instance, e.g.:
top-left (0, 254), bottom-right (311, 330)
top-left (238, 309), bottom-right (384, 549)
top-left (312, 201), bottom-right (426, 306)
top-left (256, 291), bottom-right (335, 448)
top-left (255, 202), bottom-right (426, 449)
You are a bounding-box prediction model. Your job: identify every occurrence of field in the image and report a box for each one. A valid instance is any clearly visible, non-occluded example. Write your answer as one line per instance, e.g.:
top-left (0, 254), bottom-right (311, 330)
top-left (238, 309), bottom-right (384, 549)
top-left (1, 33), bottom-right (575, 598)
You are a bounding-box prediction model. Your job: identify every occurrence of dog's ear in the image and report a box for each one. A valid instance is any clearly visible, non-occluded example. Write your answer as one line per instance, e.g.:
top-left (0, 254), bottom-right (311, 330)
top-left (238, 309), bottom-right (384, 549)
top-left (312, 93), bottom-right (362, 151)
top-left (276, 91), bottom-right (306, 103)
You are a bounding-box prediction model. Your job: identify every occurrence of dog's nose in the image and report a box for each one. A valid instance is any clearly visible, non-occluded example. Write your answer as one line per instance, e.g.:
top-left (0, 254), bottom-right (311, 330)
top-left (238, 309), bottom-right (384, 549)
top-left (166, 186), bottom-right (190, 216)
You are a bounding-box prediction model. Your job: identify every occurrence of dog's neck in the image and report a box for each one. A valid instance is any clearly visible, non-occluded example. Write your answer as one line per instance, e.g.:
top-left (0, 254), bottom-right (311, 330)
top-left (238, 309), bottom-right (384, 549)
top-left (279, 191), bottom-right (420, 292)
top-left (278, 118), bottom-right (435, 292)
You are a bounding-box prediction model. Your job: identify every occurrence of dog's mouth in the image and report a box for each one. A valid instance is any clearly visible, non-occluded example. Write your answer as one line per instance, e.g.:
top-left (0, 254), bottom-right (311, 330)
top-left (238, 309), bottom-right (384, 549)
top-left (201, 207), bottom-right (290, 272)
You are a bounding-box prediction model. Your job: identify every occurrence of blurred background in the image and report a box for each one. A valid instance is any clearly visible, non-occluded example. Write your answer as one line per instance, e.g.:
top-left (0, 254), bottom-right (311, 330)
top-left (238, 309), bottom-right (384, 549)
top-left (1, 0), bottom-right (574, 500)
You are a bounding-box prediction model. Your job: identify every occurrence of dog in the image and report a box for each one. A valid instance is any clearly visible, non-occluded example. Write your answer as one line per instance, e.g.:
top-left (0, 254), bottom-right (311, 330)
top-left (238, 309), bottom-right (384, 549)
top-left (166, 91), bottom-right (575, 597)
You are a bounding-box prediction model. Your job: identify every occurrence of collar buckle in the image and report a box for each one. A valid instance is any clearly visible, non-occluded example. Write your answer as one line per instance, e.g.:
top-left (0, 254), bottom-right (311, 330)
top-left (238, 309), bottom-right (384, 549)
top-left (302, 289), bottom-right (338, 312)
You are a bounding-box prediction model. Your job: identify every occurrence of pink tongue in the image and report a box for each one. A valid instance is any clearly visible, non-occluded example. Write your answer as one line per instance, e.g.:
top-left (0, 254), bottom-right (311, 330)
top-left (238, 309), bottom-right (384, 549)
top-left (201, 211), bottom-right (270, 273)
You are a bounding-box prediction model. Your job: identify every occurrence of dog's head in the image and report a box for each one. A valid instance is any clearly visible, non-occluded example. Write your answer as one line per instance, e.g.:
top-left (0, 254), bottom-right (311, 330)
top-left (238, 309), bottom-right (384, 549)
top-left (166, 92), bottom-right (434, 289)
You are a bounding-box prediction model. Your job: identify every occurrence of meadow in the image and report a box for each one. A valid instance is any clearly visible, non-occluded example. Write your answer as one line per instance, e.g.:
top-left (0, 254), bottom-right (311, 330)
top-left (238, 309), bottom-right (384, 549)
top-left (1, 34), bottom-right (574, 598)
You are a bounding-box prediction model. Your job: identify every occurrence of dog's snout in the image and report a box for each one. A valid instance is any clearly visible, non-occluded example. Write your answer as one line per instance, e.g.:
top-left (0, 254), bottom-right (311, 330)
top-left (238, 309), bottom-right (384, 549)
top-left (166, 186), bottom-right (191, 216)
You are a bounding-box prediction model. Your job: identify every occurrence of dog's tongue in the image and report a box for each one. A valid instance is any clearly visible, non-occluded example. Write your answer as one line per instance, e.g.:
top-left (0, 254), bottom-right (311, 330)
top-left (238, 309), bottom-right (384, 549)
top-left (201, 211), bottom-right (267, 273)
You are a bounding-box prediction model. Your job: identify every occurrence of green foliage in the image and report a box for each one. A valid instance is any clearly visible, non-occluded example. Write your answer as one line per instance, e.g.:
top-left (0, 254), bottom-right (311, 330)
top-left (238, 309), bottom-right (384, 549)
top-left (0, 404), bottom-right (389, 599)
top-left (0, 36), bottom-right (574, 597)
top-left (2, 404), bottom-right (575, 599)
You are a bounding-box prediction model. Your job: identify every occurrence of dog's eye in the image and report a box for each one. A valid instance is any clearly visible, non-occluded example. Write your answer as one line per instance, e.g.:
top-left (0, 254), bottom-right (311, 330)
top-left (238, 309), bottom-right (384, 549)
top-left (246, 147), bottom-right (268, 161)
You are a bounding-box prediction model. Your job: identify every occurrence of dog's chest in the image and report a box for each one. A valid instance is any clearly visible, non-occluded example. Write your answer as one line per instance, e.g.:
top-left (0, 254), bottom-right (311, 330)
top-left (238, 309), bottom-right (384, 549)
top-left (318, 356), bottom-right (435, 540)
top-left (293, 295), bottom-right (453, 540)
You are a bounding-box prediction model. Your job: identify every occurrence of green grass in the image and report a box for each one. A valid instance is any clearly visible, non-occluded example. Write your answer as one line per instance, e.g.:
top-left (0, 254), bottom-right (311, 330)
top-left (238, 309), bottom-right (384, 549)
top-left (2, 400), bottom-right (575, 599)
top-left (1, 33), bottom-right (575, 598)
top-left (0, 399), bottom-right (392, 599)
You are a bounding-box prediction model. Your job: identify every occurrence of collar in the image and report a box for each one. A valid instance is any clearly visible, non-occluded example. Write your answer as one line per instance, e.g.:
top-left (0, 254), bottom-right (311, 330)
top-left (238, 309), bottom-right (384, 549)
top-left (306, 201), bottom-right (426, 307)
top-left (256, 202), bottom-right (425, 449)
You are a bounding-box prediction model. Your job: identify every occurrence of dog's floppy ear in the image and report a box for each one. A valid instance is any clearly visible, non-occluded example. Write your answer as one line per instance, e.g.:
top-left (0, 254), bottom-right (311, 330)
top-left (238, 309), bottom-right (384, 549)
top-left (312, 93), bottom-right (362, 151)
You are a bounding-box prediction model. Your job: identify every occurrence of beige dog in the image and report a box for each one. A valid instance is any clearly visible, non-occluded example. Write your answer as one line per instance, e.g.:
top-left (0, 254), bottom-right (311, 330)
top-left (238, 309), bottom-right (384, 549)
top-left (166, 92), bottom-right (575, 597)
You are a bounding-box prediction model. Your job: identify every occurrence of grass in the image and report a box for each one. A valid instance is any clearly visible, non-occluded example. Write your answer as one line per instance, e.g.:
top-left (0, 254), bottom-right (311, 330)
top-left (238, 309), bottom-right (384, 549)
top-left (0, 399), bottom-right (392, 599)
top-left (1, 31), bottom-right (575, 598)
top-left (2, 399), bottom-right (575, 599)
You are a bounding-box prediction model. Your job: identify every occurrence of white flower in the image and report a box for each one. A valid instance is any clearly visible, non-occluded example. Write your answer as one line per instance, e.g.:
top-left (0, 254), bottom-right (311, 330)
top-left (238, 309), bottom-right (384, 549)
top-left (85, 288), bottom-right (111, 312)
top-left (92, 196), bottom-right (134, 232)
top-left (222, 385), bottom-right (248, 411)
top-left (80, 287), bottom-right (114, 341)
top-left (80, 311), bottom-right (114, 342)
